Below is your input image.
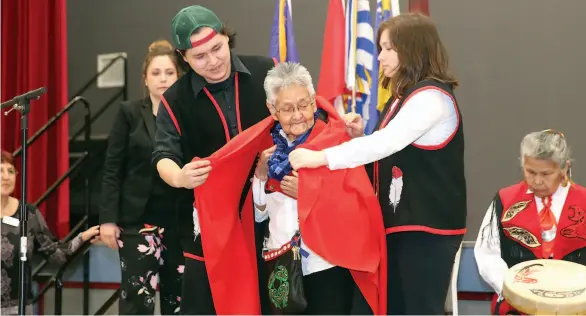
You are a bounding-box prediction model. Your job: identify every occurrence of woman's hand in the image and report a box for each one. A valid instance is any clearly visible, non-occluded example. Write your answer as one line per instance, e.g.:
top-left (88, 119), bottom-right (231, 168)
top-left (255, 145), bottom-right (277, 181)
top-left (81, 225), bottom-right (101, 243)
top-left (98, 223), bottom-right (120, 249)
top-left (281, 171), bottom-right (299, 198)
top-left (289, 148), bottom-right (328, 170)
top-left (342, 112), bottom-right (365, 138)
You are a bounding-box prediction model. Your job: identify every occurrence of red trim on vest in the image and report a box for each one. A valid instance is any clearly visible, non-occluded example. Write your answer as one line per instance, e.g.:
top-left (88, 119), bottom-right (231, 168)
top-left (411, 87), bottom-right (460, 150)
top-left (235, 73), bottom-right (242, 133)
top-left (499, 182), bottom-right (586, 259)
top-left (190, 30), bottom-right (217, 47)
top-left (372, 87), bottom-right (463, 236)
top-left (385, 225), bottom-right (466, 235)
top-left (203, 72), bottom-right (241, 142)
top-left (373, 98), bottom-right (400, 197)
top-left (183, 251), bottom-right (204, 261)
top-left (161, 95), bottom-right (181, 135)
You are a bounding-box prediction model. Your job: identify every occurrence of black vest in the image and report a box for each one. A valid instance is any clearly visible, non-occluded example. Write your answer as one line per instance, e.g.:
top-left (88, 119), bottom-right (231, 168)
top-left (162, 55), bottom-right (275, 231)
top-left (492, 193), bottom-right (586, 267)
top-left (373, 79), bottom-right (467, 233)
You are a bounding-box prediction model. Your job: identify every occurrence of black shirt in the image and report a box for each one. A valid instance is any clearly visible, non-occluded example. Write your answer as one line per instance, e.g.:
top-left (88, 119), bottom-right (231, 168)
top-left (142, 113), bottom-right (171, 226)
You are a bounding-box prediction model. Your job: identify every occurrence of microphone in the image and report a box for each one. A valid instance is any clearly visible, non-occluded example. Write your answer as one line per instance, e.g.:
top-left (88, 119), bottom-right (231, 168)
top-left (0, 87), bottom-right (46, 110)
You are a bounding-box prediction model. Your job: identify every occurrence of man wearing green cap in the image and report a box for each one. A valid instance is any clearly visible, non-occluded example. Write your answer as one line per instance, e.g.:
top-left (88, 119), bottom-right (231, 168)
top-left (152, 5), bottom-right (276, 315)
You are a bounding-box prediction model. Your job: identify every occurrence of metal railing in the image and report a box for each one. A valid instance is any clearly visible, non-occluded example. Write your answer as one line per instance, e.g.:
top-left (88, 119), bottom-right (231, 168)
top-left (69, 55), bottom-right (128, 142)
top-left (25, 54), bottom-right (128, 315)
top-left (19, 96), bottom-right (92, 315)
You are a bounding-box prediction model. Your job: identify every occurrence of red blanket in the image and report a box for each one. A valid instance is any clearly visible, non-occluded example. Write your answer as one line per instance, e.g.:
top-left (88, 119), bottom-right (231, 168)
top-left (193, 95), bottom-right (387, 315)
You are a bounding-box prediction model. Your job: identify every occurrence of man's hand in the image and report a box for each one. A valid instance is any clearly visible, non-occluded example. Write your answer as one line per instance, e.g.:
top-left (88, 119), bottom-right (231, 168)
top-left (174, 160), bottom-right (212, 189)
top-left (99, 223), bottom-right (121, 250)
top-left (289, 148), bottom-right (328, 170)
top-left (255, 145), bottom-right (277, 181)
top-left (342, 112), bottom-right (365, 138)
top-left (281, 171), bottom-right (299, 198)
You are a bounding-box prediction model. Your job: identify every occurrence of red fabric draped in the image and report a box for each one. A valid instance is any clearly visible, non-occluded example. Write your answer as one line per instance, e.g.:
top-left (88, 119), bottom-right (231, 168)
top-left (193, 96), bottom-right (386, 314)
top-left (1, 0), bottom-right (70, 238)
top-left (297, 96), bottom-right (387, 315)
top-left (409, 0), bottom-right (430, 15)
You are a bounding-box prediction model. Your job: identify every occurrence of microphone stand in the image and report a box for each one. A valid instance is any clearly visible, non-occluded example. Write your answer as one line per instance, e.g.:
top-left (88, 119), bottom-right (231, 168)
top-left (1, 87), bottom-right (46, 315)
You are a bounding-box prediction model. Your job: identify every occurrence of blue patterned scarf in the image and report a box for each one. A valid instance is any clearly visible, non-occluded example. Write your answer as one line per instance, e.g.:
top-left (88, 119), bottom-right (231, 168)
top-left (267, 110), bottom-right (322, 181)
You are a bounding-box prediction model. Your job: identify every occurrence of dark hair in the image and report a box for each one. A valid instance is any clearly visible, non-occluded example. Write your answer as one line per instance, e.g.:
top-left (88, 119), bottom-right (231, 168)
top-left (1, 150), bottom-right (14, 165)
top-left (142, 39), bottom-right (183, 95)
top-left (376, 13), bottom-right (458, 98)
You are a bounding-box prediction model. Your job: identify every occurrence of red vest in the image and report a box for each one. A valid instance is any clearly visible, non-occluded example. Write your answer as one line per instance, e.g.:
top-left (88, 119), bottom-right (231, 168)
top-left (499, 182), bottom-right (586, 260)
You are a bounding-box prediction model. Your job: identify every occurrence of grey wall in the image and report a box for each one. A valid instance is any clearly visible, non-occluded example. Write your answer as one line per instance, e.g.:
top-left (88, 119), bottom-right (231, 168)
top-left (67, 0), bottom-right (586, 240)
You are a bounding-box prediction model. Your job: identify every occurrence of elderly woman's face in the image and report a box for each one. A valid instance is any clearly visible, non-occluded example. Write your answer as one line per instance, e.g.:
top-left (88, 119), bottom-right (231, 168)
top-left (523, 156), bottom-right (568, 198)
top-left (272, 84), bottom-right (316, 139)
top-left (1, 162), bottom-right (16, 197)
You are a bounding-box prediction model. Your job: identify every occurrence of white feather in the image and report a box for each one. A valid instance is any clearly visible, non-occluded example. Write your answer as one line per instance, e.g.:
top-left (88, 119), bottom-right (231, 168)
top-left (389, 177), bottom-right (403, 210)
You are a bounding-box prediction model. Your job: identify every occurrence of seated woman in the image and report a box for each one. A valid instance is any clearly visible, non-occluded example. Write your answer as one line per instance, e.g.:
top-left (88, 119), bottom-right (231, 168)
top-left (252, 63), bottom-right (355, 314)
top-left (474, 130), bottom-right (586, 314)
top-left (0, 150), bottom-right (100, 315)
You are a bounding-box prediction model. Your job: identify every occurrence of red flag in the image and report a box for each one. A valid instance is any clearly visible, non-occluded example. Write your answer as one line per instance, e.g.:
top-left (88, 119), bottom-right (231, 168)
top-left (409, 0), bottom-right (429, 15)
top-left (317, 0), bottom-right (346, 103)
top-left (192, 96), bottom-right (386, 314)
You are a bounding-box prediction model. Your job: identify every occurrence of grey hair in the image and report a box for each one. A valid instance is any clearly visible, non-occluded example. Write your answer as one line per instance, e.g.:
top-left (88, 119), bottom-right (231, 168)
top-left (264, 62), bottom-right (315, 105)
top-left (520, 130), bottom-right (571, 168)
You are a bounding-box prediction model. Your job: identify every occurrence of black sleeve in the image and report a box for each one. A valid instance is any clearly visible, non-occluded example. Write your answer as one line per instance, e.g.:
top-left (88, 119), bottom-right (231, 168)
top-left (99, 103), bottom-right (131, 224)
top-left (152, 101), bottom-right (184, 168)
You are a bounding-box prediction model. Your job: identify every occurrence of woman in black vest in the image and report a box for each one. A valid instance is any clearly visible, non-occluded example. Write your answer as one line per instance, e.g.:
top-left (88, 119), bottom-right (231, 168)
top-left (152, 5), bottom-right (275, 315)
top-left (290, 13), bottom-right (466, 315)
top-left (99, 40), bottom-right (184, 315)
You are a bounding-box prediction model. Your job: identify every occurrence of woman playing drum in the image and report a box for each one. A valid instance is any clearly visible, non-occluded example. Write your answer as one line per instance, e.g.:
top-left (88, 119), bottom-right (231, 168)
top-left (474, 129), bottom-right (586, 314)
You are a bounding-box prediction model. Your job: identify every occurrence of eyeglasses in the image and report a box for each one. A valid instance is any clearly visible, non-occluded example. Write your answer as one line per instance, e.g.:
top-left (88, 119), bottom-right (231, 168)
top-left (274, 99), bottom-right (314, 117)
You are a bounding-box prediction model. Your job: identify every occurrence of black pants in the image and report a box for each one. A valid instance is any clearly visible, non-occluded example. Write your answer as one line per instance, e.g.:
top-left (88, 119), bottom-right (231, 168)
top-left (177, 233), bottom-right (215, 315)
top-left (351, 232), bottom-right (461, 315)
top-left (303, 266), bottom-right (355, 315)
top-left (387, 232), bottom-right (462, 315)
top-left (179, 222), bottom-right (271, 315)
top-left (118, 224), bottom-right (184, 315)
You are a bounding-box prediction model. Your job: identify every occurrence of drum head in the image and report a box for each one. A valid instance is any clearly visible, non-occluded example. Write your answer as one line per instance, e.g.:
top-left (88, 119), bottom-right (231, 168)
top-left (503, 259), bottom-right (586, 315)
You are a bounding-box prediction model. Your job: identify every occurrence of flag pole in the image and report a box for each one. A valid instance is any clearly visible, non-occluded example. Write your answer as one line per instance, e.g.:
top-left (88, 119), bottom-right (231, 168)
top-left (350, 0), bottom-right (358, 113)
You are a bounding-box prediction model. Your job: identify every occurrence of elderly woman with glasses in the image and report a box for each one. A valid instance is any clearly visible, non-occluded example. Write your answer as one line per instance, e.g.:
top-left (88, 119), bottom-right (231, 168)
top-left (474, 130), bottom-right (586, 315)
top-left (251, 62), bottom-right (386, 315)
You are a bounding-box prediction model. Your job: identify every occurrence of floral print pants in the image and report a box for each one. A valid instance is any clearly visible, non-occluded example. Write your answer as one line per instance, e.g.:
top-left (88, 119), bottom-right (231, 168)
top-left (118, 224), bottom-right (184, 315)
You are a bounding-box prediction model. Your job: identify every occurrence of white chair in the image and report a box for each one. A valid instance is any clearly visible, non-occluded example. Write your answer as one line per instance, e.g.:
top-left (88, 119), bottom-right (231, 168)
top-left (451, 242), bottom-right (463, 315)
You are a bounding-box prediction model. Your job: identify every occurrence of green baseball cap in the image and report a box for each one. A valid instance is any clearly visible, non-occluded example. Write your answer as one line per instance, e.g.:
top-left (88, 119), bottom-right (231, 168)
top-left (170, 5), bottom-right (223, 50)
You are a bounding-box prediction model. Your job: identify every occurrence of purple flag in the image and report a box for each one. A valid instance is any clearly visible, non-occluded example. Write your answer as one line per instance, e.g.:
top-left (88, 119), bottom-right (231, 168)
top-left (269, 0), bottom-right (299, 62)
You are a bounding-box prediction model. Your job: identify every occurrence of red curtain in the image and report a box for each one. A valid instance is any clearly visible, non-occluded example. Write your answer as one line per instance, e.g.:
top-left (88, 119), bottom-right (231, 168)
top-left (409, 0), bottom-right (430, 15)
top-left (1, 0), bottom-right (70, 238)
